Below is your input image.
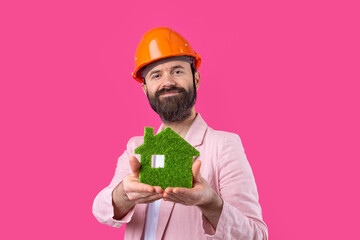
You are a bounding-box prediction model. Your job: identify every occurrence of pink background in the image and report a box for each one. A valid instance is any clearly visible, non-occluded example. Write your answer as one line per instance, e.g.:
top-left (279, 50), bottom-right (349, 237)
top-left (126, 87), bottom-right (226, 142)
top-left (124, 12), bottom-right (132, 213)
top-left (1, 0), bottom-right (359, 239)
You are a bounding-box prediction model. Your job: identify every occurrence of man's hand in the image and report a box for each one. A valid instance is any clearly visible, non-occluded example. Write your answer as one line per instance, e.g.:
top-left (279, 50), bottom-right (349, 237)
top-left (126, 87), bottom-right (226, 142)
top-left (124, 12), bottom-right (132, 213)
top-left (112, 156), bottom-right (163, 219)
top-left (122, 156), bottom-right (164, 203)
top-left (162, 160), bottom-right (223, 229)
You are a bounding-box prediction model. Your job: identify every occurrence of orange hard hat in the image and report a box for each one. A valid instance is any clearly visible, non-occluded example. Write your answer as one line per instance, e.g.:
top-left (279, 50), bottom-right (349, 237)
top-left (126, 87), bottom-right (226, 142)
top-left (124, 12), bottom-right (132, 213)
top-left (132, 27), bottom-right (201, 83)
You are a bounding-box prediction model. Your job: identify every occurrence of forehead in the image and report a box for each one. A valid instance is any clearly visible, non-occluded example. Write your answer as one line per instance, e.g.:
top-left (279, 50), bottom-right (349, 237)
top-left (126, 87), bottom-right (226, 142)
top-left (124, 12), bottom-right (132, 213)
top-left (149, 60), bottom-right (190, 72)
top-left (142, 58), bottom-right (192, 78)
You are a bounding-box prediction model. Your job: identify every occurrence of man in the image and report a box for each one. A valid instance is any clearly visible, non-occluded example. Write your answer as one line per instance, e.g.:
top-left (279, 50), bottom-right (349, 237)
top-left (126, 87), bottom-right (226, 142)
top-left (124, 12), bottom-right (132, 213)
top-left (93, 27), bottom-right (268, 239)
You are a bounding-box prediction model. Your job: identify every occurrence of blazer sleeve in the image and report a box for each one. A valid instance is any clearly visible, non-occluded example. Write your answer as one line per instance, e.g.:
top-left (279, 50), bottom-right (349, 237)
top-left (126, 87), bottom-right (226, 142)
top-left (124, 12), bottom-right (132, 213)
top-left (92, 137), bottom-right (139, 228)
top-left (202, 133), bottom-right (268, 239)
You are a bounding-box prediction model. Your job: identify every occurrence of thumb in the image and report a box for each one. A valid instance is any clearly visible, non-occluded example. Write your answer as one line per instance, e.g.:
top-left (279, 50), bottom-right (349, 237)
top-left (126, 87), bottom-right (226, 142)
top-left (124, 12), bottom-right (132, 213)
top-left (192, 160), bottom-right (202, 182)
top-left (129, 156), bottom-right (141, 178)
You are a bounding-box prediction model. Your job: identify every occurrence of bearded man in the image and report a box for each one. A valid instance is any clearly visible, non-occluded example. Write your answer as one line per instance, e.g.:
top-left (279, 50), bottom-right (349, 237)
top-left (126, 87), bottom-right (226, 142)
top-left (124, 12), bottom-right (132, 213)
top-left (93, 27), bottom-right (268, 240)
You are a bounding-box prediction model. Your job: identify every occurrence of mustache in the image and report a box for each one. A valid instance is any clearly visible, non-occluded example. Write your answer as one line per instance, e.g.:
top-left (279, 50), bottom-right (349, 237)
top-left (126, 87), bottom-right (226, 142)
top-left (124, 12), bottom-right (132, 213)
top-left (155, 86), bottom-right (186, 98)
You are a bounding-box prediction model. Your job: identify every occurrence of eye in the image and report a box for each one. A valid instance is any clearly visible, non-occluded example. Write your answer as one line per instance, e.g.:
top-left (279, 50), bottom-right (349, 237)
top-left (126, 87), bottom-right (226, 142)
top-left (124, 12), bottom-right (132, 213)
top-left (173, 70), bottom-right (183, 75)
top-left (151, 74), bottom-right (161, 80)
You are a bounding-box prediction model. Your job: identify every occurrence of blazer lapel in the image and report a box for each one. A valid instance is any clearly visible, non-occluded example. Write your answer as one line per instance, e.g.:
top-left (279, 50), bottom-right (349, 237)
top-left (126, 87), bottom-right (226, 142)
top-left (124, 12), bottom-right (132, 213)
top-left (156, 200), bottom-right (175, 240)
top-left (184, 113), bottom-right (208, 148)
top-left (124, 204), bottom-right (147, 240)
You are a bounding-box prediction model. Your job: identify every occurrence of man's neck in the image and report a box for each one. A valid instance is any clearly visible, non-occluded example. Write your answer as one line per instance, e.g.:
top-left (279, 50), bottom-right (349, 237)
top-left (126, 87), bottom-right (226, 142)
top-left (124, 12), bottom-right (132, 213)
top-left (162, 108), bottom-right (197, 138)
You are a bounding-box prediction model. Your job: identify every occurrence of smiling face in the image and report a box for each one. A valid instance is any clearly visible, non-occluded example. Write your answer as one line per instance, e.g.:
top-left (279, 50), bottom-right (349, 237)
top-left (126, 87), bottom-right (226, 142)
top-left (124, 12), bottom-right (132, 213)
top-left (141, 58), bottom-right (200, 122)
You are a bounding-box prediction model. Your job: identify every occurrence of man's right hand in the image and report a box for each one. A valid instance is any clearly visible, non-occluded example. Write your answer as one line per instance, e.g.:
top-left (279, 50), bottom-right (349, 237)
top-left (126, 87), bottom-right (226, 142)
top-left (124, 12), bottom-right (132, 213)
top-left (112, 156), bottom-right (163, 219)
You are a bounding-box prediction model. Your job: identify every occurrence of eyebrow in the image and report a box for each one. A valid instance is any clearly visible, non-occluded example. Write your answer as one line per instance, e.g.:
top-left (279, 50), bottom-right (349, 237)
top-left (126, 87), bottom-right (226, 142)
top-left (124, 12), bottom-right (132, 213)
top-left (149, 69), bottom-right (161, 76)
top-left (170, 65), bottom-right (185, 70)
top-left (149, 65), bottom-right (186, 76)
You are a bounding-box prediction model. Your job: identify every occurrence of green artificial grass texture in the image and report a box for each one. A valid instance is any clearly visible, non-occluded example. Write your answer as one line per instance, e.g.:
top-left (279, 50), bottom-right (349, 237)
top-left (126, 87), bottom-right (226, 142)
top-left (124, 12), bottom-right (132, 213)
top-left (135, 127), bottom-right (200, 190)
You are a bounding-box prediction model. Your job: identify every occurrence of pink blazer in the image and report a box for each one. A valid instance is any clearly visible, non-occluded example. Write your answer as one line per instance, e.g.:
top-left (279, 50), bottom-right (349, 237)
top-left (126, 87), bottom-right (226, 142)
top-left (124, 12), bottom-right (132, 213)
top-left (93, 114), bottom-right (268, 239)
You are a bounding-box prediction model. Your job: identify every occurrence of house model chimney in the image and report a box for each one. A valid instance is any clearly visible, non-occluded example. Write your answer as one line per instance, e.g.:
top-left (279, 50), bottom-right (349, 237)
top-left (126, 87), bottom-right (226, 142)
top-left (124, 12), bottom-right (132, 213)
top-left (144, 127), bottom-right (154, 143)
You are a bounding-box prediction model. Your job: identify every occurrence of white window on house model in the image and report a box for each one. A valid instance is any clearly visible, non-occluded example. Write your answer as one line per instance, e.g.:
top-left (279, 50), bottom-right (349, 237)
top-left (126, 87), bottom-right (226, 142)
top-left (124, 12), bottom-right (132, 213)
top-left (151, 155), bottom-right (165, 168)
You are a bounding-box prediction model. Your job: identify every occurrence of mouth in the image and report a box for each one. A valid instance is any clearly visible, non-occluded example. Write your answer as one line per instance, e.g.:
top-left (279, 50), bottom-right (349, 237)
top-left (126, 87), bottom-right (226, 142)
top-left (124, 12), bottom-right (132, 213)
top-left (160, 91), bottom-right (180, 97)
top-left (159, 90), bottom-right (182, 97)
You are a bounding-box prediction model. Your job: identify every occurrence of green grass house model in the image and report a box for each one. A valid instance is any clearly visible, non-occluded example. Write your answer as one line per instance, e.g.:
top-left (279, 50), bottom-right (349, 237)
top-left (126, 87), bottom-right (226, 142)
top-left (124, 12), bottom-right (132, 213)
top-left (135, 127), bottom-right (200, 190)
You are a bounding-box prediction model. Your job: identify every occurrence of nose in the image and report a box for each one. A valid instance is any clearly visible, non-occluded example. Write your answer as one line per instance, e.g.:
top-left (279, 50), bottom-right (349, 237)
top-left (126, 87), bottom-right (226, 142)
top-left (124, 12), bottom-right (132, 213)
top-left (161, 72), bottom-right (176, 88)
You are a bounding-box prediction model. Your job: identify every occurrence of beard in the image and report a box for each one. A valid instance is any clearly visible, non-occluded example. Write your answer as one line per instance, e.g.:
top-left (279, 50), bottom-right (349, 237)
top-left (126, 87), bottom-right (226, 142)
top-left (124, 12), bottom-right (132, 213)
top-left (147, 85), bottom-right (197, 122)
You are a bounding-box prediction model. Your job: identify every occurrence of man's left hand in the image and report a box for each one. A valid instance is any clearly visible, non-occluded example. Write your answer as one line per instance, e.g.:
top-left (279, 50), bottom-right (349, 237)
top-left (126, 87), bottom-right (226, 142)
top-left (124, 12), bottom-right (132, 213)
top-left (163, 160), bottom-right (223, 229)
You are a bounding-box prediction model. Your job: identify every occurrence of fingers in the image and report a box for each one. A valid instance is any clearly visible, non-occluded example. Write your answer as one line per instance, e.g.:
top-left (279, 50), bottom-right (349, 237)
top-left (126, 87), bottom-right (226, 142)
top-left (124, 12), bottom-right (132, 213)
top-left (164, 187), bottom-right (192, 198)
top-left (123, 181), bottom-right (164, 204)
top-left (164, 187), bottom-right (175, 194)
top-left (163, 192), bottom-right (187, 204)
top-left (153, 186), bottom-right (164, 194)
top-left (135, 194), bottom-right (163, 204)
top-left (173, 187), bottom-right (191, 194)
top-left (128, 192), bottom-right (163, 204)
top-left (163, 188), bottom-right (200, 205)
top-left (124, 181), bottom-right (155, 193)
top-left (164, 186), bottom-right (196, 195)
top-left (124, 183), bottom-right (163, 204)
top-left (129, 156), bottom-right (141, 178)
top-left (192, 160), bottom-right (202, 182)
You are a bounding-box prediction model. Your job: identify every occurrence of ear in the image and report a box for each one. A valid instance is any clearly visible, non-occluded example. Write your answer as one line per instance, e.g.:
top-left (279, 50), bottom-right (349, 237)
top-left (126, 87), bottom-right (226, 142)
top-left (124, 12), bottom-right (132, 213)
top-left (194, 71), bottom-right (201, 90)
top-left (141, 82), bottom-right (147, 95)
